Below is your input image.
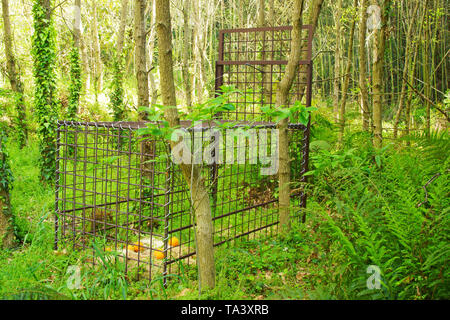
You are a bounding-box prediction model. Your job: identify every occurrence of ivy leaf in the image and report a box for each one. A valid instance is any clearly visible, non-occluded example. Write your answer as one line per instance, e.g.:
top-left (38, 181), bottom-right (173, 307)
top-left (222, 103), bottom-right (235, 111)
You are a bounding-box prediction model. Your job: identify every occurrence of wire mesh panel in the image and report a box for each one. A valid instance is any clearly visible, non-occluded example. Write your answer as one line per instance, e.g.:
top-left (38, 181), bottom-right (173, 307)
top-left (163, 123), bottom-right (307, 276)
top-left (55, 121), bottom-right (171, 280)
top-left (215, 26), bottom-right (313, 121)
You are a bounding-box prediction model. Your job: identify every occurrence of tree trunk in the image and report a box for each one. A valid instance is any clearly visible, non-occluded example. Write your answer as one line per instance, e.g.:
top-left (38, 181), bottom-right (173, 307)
top-left (393, 0), bottom-right (420, 138)
top-left (73, 0), bottom-right (81, 48)
top-left (135, 0), bottom-right (149, 117)
top-left (91, 0), bottom-right (103, 101)
top-left (423, 0), bottom-right (431, 137)
top-left (405, 30), bottom-right (421, 143)
top-left (338, 0), bottom-right (357, 145)
top-left (1, 0), bottom-right (27, 148)
top-left (258, 0), bottom-right (272, 105)
top-left (358, 0), bottom-right (370, 131)
top-left (406, 2), bottom-right (427, 142)
top-left (77, 1), bottom-right (89, 103)
top-left (295, 0), bottom-right (324, 105)
top-left (135, 0), bottom-right (153, 209)
top-left (268, 0), bottom-right (275, 26)
top-left (192, 0), bottom-right (206, 104)
top-left (333, 0), bottom-right (343, 123)
top-left (32, 0), bottom-right (58, 183)
top-left (117, 0), bottom-right (129, 54)
top-left (80, 32), bottom-right (90, 108)
top-left (109, 0), bottom-right (129, 121)
top-left (258, 0), bottom-right (265, 27)
top-left (0, 135), bottom-right (14, 249)
top-left (238, 0), bottom-right (244, 27)
top-left (372, 0), bottom-right (389, 148)
top-left (155, 0), bottom-right (215, 291)
top-left (68, 0), bottom-right (82, 120)
top-left (182, 0), bottom-right (193, 110)
top-left (0, 189), bottom-right (14, 249)
top-left (276, 0), bottom-right (305, 235)
top-left (146, 0), bottom-right (158, 107)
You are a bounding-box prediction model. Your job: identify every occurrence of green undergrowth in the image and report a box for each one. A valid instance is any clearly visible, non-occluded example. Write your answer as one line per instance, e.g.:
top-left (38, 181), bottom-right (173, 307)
top-left (0, 116), bottom-right (448, 299)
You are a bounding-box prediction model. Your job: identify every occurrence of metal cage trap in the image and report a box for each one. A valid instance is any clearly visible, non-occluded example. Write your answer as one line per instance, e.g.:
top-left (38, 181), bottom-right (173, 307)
top-left (55, 26), bottom-right (313, 283)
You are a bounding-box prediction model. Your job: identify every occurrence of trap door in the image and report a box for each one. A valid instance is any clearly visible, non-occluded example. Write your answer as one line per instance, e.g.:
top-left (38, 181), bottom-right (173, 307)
top-left (215, 25), bottom-right (313, 121)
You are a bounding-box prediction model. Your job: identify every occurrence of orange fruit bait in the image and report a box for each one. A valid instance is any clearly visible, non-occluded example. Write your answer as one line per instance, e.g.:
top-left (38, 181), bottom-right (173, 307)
top-left (133, 241), bottom-right (144, 253)
top-left (168, 237), bottom-right (179, 247)
top-left (153, 250), bottom-right (165, 260)
top-left (105, 247), bottom-right (112, 252)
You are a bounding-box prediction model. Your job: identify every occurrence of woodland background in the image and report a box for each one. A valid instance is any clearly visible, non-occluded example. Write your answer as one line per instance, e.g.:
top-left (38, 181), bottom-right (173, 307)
top-left (0, 0), bottom-right (448, 300)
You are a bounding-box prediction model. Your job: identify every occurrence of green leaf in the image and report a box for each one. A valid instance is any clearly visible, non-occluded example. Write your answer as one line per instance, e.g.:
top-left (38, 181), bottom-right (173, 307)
top-left (375, 155), bottom-right (381, 168)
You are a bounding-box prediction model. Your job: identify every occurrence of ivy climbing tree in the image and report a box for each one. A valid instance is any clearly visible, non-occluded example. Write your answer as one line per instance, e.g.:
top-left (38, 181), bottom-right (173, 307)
top-left (67, 0), bottom-right (82, 121)
top-left (67, 49), bottom-right (81, 120)
top-left (109, 52), bottom-right (125, 121)
top-left (0, 121), bottom-right (15, 249)
top-left (108, 0), bottom-right (129, 122)
top-left (31, 0), bottom-right (58, 183)
top-left (1, 0), bottom-right (28, 148)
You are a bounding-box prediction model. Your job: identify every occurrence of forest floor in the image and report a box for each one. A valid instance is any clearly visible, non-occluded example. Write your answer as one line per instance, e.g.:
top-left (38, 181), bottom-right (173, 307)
top-left (0, 109), bottom-right (448, 300)
top-left (0, 137), bottom-right (327, 300)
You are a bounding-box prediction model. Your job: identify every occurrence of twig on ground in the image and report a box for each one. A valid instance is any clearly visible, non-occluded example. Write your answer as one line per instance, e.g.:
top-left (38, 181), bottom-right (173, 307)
top-left (417, 170), bottom-right (449, 208)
